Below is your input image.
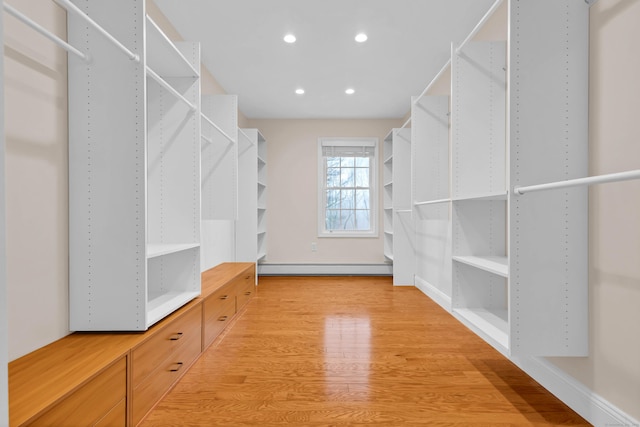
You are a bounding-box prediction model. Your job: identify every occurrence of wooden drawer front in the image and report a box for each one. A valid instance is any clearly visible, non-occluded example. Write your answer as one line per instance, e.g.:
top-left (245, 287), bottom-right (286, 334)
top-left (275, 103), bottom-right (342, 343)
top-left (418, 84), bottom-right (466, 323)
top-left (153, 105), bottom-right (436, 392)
top-left (94, 398), bottom-right (126, 427)
top-left (235, 269), bottom-right (256, 310)
top-left (26, 357), bottom-right (126, 426)
top-left (132, 305), bottom-right (202, 385)
top-left (132, 311), bottom-right (202, 426)
top-left (203, 289), bottom-right (237, 349)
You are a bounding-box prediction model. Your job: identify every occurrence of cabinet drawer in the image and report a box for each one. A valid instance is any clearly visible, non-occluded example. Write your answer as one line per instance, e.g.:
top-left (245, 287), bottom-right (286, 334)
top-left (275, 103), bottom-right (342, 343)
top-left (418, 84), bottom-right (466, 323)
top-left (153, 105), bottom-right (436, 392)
top-left (235, 268), bottom-right (256, 310)
top-left (203, 289), bottom-right (237, 349)
top-left (94, 398), bottom-right (126, 427)
top-left (132, 307), bottom-right (202, 426)
top-left (26, 357), bottom-right (126, 427)
top-left (132, 305), bottom-right (202, 385)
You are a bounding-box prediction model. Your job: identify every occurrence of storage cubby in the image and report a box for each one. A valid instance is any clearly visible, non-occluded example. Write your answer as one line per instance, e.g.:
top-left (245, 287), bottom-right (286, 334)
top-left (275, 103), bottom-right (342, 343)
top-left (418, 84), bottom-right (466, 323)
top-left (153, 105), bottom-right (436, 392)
top-left (67, 0), bottom-right (201, 330)
top-left (237, 129), bottom-right (268, 264)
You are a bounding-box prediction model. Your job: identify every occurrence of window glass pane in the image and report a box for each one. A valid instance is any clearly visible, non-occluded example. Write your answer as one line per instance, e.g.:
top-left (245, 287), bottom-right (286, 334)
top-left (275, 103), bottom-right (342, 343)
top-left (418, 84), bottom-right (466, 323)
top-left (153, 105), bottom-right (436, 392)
top-left (341, 211), bottom-right (355, 229)
top-left (341, 167), bottom-right (354, 187)
top-left (326, 210), bottom-right (340, 230)
top-left (327, 157), bottom-right (341, 168)
top-left (355, 157), bottom-right (369, 167)
top-left (341, 189), bottom-right (355, 209)
top-left (355, 168), bottom-right (369, 187)
top-left (326, 167), bottom-right (341, 187)
top-left (355, 189), bottom-right (369, 209)
top-left (326, 190), bottom-right (340, 209)
top-left (341, 157), bottom-right (355, 167)
top-left (355, 210), bottom-right (370, 230)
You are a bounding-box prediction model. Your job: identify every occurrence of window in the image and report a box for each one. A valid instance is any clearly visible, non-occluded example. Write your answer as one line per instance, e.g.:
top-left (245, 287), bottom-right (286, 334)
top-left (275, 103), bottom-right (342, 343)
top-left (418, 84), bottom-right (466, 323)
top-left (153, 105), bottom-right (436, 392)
top-left (318, 137), bottom-right (378, 237)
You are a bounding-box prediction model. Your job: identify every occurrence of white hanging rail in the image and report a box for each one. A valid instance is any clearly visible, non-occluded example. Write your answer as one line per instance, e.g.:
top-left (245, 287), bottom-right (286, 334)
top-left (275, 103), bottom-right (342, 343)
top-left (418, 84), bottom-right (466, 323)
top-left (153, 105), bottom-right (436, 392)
top-left (415, 198), bottom-right (451, 206)
top-left (514, 169), bottom-right (640, 195)
top-left (52, 0), bottom-right (140, 62)
top-left (455, 0), bottom-right (504, 55)
top-left (146, 67), bottom-right (197, 112)
top-left (395, 209), bottom-right (412, 213)
top-left (200, 113), bottom-right (236, 145)
top-left (413, 59), bottom-right (451, 105)
top-left (4, 2), bottom-right (88, 61)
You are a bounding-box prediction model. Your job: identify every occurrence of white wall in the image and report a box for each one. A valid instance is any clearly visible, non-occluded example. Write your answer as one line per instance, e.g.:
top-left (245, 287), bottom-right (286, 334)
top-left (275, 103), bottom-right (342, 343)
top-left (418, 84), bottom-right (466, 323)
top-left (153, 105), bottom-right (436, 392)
top-left (0, 6), bottom-right (9, 423)
top-left (247, 119), bottom-right (402, 267)
top-left (546, 0), bottom-right (640, 420)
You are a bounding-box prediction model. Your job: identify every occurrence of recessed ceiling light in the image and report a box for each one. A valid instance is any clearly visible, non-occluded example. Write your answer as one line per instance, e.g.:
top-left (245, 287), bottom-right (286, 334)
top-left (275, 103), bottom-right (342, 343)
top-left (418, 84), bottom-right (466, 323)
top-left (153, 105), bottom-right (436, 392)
top-left (283, 34), bottom-right (296, 43)
top-left (355, 33), bottom-right (368, 43)
top-left (345, 88), bottom-right (355, 95)
top-left (295, 88), bottom-right (305, 95)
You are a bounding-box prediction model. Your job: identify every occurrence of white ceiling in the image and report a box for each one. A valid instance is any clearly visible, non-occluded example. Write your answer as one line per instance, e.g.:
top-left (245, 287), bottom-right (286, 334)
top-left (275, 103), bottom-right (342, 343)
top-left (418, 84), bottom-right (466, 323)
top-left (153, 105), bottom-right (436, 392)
top-left (154, 0), bottom-right (496, 119)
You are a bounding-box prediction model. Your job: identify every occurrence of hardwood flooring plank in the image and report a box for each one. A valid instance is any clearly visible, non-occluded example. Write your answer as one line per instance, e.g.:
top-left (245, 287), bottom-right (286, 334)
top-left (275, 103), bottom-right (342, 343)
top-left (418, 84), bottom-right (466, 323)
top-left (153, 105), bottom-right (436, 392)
top-left (140, 276), bottom-right (589, 426)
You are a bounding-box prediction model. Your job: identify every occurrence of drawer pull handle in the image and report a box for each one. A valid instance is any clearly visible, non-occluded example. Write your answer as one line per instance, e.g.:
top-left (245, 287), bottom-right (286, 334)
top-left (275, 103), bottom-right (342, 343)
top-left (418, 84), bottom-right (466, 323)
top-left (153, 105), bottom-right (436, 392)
top-left (245, 275), bottom-right (251, 280)
top-left (244, 291), bottom-right (252, 296)
top-left (169, 362), bottom-right (183, 372)
top-left (169, 332), bottom-right (183, 341)
top-left (218, 315), bottom-right (228, 322)
top-left (220, 295), bottom-right (229, 300)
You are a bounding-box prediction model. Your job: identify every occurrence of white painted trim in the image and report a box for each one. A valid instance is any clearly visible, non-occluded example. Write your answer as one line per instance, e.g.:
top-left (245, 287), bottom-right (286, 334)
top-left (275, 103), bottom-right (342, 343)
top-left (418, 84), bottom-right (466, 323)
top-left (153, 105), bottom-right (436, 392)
top-left (257, 263), bottom-right (392, 276)
top-left (414, 275), bottom-right (452, 312)
top-left (512, 356), bottom-right (640, 427)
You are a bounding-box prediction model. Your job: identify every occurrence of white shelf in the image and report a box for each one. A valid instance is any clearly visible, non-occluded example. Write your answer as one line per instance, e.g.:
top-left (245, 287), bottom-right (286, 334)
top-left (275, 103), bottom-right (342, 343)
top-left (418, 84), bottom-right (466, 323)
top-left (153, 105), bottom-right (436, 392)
top-left (257, 181), bottom-right (267, 188)
top-left (145, 15), bottom-right (198, 78)
top-left (452, 256), bottom-right (508, 277)
top-left (384, 155), bottom-right (393, 164)
top-left (147, 290), bottom-right (200, 327)
top-left (453, 191), bottom-right (508, 202)
top-left (384, 230), bottom-right (394, 236)
top-left (146, 243), bottom-right (200, 259)
top-left (384, 181), bottom-right (393, 188)
top-left (454, 308), bottom-right (509, 353)
top-left (258, 155), bottom-right (266, 165)
top-left (258, 252), bottom-right (266, 261)
top-left (384, 252), bottom-right (394, 261)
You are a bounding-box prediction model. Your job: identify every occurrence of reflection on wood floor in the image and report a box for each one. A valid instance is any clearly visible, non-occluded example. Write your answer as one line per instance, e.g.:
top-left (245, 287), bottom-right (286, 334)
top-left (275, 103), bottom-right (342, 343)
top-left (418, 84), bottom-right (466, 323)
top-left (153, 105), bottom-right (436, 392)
top-left (140, 276), bottom-right (589, 426)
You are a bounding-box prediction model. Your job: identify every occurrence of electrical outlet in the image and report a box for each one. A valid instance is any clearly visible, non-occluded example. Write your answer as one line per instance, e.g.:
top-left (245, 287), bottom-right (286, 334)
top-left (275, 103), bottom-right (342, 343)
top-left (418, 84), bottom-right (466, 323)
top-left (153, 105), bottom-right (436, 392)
top-left (311, 242), bottom-right (317, 252)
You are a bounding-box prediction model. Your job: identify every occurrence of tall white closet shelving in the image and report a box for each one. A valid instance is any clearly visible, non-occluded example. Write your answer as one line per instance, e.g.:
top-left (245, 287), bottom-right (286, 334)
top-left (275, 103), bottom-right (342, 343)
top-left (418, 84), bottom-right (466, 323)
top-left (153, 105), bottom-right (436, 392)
top-left (413, 0), bottom-right (589, 357)
top-left (0, 14), bottom-right (9, 424)
top-left (237, 129), bottom-right (268, 266)
top-left (67, 0), bottom-right (202, 331)
top-left (383, 128), bottom-right (413, 285)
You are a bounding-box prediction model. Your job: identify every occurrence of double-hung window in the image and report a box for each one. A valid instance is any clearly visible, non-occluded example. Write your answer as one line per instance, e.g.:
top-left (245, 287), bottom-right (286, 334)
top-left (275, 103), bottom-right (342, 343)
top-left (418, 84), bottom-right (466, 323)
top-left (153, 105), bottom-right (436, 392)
top-left (318, 137), bottom-right (378, 237)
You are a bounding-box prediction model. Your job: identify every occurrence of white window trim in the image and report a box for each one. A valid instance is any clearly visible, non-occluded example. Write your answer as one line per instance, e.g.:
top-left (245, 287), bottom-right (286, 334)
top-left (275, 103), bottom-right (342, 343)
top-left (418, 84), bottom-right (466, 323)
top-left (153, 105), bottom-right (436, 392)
top-left (317, 137), bottom-right (378, 238)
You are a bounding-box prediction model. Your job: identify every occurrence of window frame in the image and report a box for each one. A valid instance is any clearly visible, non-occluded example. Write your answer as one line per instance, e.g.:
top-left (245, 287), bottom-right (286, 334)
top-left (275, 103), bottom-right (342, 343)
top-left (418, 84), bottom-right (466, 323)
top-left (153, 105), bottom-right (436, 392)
top-left (317, 137), bottom-right (378, 238)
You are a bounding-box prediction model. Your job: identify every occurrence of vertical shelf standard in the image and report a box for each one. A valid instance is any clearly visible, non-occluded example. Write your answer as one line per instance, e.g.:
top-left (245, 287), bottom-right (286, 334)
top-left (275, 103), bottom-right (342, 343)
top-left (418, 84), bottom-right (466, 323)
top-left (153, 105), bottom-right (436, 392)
top-left (67, 0), bottom-right (201, 330)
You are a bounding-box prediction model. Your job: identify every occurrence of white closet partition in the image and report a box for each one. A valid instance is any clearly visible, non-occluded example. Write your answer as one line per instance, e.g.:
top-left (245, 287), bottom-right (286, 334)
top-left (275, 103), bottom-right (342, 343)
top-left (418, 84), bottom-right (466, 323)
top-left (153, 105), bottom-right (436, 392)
top-left (413, 95), bottom-right (452, 308)
top-left (0, 13), bottom-right (8, 424)
top-left (67, 0), bottom-right (201, 330)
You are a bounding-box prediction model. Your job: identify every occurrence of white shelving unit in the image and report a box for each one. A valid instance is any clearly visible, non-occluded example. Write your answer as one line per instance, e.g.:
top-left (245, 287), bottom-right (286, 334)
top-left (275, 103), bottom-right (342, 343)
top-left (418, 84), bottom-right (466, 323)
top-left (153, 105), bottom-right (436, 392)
top-left (451, 0), bottom-right (588, 357)
top-left (412, 91), bottom-right (452, 308)
top-left (67, 0), bottom-right (201, 330)
top-left (383, 128), bottom-right (413, 285)
top-left (237, 128), bottom-right (268, 265)
top-left (201, 94), bottom-right (238, 220)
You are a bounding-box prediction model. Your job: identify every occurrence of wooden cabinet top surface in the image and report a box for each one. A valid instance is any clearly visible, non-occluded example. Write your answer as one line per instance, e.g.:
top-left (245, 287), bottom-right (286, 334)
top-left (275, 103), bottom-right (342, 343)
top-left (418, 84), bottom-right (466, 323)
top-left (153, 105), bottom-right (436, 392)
top-left (201, 262), bottom-right (255, 298)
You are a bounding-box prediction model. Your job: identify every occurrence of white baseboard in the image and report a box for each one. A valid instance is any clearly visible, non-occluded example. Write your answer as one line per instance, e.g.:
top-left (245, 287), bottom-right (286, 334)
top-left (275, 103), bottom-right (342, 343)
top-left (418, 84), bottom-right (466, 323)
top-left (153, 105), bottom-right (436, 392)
top-left (257, 263), bottom-right (393, 276)
top-left (512, 356), bottom-right (640, 427)
top-left (414, 275), bottom-right (452, 312)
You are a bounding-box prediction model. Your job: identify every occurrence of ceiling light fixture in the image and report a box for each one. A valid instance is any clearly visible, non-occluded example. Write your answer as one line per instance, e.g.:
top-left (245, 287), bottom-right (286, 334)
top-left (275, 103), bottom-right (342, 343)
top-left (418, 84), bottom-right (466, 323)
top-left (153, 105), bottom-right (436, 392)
top-left (295, 88), bottom-right (305, 95)
top-left (355, 33), bottom-right (368, 43)
top-left (283, 34), bottom-right (296, 43)
top-left (345, 88), bottom-right (355, 95)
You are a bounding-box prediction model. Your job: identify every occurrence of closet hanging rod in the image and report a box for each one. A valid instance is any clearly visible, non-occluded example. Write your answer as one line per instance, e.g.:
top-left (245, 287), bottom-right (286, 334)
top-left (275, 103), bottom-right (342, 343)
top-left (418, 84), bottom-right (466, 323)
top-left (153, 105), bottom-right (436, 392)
top-left (200, 113), bottom-right (236, 144)
top-left (52, 0), bottom-right (140, 62)
top-left (455, 0), bottom-right (504, 55)
top-left (414, 198), bottom-right (451, 206)
top-left (238, 128), bottom-right (256, 146)
top-left (3, 3), bottom-right (88, 61)
top-left (413, 59), bottom-right (451, 105)
top-left (395, 209), bottom-right (412, 213)
top-left (514, 169), bottom-right (640, 195)
top-left (146, 67), bottom-right (197, 112)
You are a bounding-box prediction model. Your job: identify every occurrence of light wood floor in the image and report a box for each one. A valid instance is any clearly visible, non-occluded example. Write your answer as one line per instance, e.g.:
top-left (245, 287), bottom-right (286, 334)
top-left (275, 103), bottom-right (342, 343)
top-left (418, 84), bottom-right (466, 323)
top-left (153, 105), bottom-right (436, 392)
top-left (141, 276), bottom-right (589, 426)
